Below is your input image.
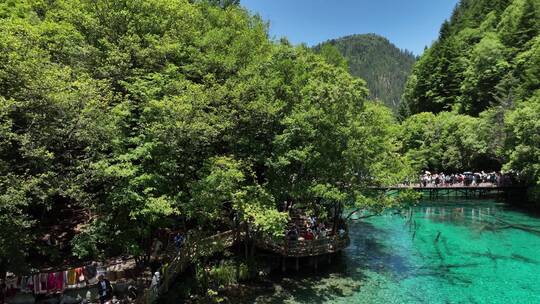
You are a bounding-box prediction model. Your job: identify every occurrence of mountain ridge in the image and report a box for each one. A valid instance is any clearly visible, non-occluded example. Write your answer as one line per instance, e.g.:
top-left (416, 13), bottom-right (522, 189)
top-left (314, 33), bottom-right (416, 110)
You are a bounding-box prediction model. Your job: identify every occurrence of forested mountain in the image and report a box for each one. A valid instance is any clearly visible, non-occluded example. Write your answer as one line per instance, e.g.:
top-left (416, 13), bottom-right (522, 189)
top-left (400, 0), bottom-right (540, 201)
top-left (315, 34), bottom-right (416, 110)
top-left (402, 0), bottom-right (539, 116)
top-left (0, 0), bottom-right (412, 275)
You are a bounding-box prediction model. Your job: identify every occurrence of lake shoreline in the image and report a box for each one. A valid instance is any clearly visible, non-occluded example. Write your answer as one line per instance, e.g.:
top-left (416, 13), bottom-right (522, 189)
top-left (222, 199), bottom-right (540, 304)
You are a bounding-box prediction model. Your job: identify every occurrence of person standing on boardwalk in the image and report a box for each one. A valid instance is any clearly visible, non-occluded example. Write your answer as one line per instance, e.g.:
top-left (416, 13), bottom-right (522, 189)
top-left (174, 232), bottom-right (185, 252)
top-left (150, 271), bottom-right (160, 291)
top-left (97, 275), bottom-right (113, 304)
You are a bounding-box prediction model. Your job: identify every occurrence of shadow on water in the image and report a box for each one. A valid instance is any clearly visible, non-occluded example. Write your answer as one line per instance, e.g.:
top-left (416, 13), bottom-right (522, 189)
top-left (242, 221), bottom-right (412, 304)
top-left (463, 250), bottom-right (538, 265)
top-left (243, 273), bottom-right (362, 304)
top-left (346, 220), bottom-right (412, 277)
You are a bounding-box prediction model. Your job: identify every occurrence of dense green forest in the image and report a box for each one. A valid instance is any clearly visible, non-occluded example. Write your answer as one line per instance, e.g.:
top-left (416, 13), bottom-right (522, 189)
top-left (401, 0), bottom-right (540, 198)
top-left (0, 0), bottom-right (414, 276)
top-left (314, 34), bottom-right (417, 110)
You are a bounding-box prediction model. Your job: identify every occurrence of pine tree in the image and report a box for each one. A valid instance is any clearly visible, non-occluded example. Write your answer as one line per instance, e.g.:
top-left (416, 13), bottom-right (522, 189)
top-left (513, 0), bottom-right (539, 49)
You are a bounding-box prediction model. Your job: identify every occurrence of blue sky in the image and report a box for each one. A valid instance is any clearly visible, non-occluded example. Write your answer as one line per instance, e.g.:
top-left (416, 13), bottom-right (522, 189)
top-left (241, 0), bottom-right (460, 55)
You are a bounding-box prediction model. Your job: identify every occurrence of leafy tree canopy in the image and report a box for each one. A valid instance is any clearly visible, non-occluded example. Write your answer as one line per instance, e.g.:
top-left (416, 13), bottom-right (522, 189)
top-left (0, 0), bottom-right (413, 274)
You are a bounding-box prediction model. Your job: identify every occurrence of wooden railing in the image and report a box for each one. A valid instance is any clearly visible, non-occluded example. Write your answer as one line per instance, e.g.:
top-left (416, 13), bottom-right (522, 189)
top-left (141, 230), bottom-right (240, 304)
top-left (257, 233), bottom-right (350, 257)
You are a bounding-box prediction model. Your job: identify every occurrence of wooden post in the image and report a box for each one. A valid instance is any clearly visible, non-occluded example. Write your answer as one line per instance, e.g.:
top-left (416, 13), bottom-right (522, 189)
top-left (282, 257), bottom-right (286, 272)
top-left (314, 256), bottom-right (318, 270)
top-left (295, 257), bottom-right (299, 271)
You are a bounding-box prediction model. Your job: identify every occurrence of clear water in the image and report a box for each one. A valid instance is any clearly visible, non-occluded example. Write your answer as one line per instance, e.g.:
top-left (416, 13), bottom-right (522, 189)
top-left (246, 200), bottom-right (540, 304)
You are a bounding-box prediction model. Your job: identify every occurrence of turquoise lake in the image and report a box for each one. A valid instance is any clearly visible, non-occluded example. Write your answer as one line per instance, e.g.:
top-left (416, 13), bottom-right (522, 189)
top-left (247, 200), bottom-right (540, 304)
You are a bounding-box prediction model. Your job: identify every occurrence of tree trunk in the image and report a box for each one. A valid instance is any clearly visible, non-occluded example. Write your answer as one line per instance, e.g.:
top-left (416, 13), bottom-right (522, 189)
top-left (332, 203), bottom-right (340, 234)
top-left (244, 222), bottom-right (249, 260)
top-left (0, 260), bottom-right (6, 282)
top-left (234, 220), bottom-right (240, 280)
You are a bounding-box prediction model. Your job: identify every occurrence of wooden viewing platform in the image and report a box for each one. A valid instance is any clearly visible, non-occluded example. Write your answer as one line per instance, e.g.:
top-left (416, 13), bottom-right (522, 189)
top-left (141, 207), bottom-right (353, 303)
top-left (141, 229), bottom-right (349, 303)
top-left (256, 233), bottom-right (350, 257)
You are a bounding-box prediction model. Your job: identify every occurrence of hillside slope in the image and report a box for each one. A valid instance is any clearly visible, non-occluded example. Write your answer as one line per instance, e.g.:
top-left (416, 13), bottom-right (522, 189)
top-left (315, 34), bottom-right (416, 110)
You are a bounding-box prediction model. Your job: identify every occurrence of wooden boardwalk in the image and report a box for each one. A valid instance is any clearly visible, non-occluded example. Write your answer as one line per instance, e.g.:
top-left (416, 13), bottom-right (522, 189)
top-left (141, 230), bottom-right (239, 304)
top-left (141, 228), bottom-right (351, 303)
top-left (370, 184), bottom-right (526, 199)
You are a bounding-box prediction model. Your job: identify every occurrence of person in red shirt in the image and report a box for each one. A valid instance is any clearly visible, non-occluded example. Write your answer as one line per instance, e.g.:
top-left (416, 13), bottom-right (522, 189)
top-left (304, 228), bottom-right (315, 240)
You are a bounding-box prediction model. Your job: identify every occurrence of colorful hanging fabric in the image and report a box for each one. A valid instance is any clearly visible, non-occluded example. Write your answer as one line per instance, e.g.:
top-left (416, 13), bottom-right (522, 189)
top-left (39, 273), bottom-right (48, 293)
top-left (19, 277), bottom-right (26, 293)
top-left (55, 271), bottom-right (64, 291)
top-left (67, 269), bottom-right (77, 288)
top-left (33, 275), bottom-right (40, 294)
top-left (63, 271), bottom-right (68, 289)
top-left (20, 276), bottom-right (33, 293)
top-left (26, 275), bottom-right (34, 292)
top-left (47, 272), bottom-right (55, 292)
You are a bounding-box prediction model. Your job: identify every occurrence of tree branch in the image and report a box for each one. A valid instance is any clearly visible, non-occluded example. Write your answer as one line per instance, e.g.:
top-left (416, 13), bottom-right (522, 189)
top-left (346, 209), bottom-right (378, 220)
top-left (350, 214), bottom-right (379, 221)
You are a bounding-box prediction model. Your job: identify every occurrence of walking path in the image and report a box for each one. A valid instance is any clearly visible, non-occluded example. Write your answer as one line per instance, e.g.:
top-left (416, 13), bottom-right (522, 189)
top-left (141, 230), bottom-right (239, 304)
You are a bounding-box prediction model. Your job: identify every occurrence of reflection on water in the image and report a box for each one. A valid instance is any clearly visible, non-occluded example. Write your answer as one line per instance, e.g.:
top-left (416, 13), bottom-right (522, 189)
top-left (244, 200), bottom-right (540, 304)
top-left (420, 205), bottom-right (498, 222)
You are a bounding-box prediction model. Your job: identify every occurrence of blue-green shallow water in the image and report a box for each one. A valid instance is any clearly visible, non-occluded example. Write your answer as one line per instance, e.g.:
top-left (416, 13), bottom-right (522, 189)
top-left (246, 200), bottom-right (540, 304)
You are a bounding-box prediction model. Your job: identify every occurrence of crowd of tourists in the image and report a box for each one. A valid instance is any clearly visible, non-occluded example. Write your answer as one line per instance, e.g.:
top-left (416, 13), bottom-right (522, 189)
top-left (286, 216), bottom-right (346, 242)
top-left (287, 217), bottom-right (326, 241)
top-left (418, 171), bottom-right (515, 187)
